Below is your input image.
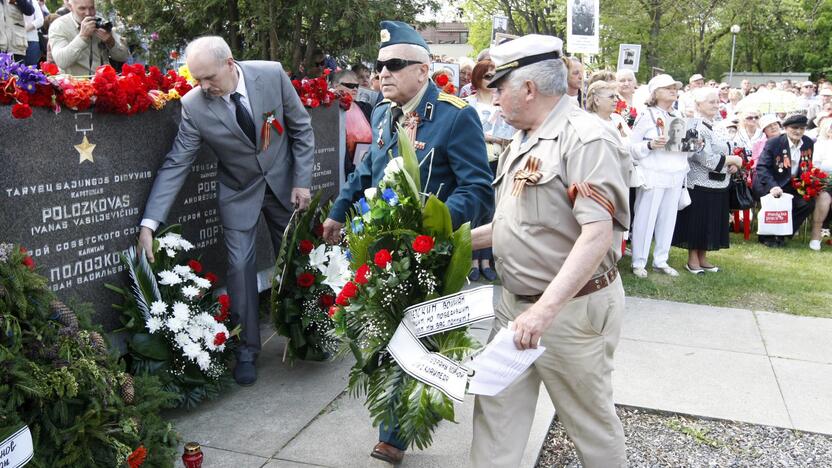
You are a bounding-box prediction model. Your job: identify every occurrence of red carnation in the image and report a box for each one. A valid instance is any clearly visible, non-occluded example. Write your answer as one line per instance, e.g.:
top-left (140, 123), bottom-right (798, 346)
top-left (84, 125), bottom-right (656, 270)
top-left (218, 294), bottom-right (231, 312)
top-left (187, 259), bottom-right (203, 273)
top-left (204, 272), bottom-right (219, 284)
top-left (435, 74), bottom-right (449, 87)
top-left (328, 305), bottom-right (339, 317)
top-left (341, 281), bottom-right (358, 298)
top-left (297, 272), bottom-right (316, 288)
top-left (313, 223), bottom-right (324, 238)
top-left (320, 294), bottom-right (335, 309)
top-left (373, 249), bottom-right (392, 269)
top-left (299, 239), bottom-right (314, 255)
top-left (355, 264), bottom-right (371, 285)
top-left (412, 235), bottom-right (435, 254)
top-left (213, 332), bottom-right (227, 346)
top-left (629, 106), bottom-right (638, 118)
top-left (127, 445), bottom-right (147, 468)
top-left (336, 292), bottom-right (349, 306)
top-left (214, 308), bottom-right (229, 323)
top-left (11, 103), bottom-right (32, 119)
top-left (39, 61), bottom-right (59, 76)
top-left (615, 100), bottom-right (627, 113)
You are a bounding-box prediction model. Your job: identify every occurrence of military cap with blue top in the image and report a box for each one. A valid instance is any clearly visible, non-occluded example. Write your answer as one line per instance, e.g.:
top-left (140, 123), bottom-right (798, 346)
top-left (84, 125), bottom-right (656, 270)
top-left (487, 34), bottom-right (564, 88)
top-left (379, 20), bottom-right (429, 50)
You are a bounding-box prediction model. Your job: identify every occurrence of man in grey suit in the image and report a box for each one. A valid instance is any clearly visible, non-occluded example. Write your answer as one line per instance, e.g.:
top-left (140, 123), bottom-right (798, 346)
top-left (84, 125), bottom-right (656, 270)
top-left (138, 36), bottom-right (315, 385)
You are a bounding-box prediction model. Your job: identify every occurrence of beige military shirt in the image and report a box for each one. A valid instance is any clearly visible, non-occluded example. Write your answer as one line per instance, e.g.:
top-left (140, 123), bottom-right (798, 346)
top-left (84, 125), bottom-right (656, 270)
top-left (492, 96), bottom-right (630, 296)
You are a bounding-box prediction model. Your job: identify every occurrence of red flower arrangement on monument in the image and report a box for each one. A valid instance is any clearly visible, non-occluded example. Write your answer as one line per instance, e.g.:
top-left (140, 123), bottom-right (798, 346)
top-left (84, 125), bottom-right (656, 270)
top-left (791, 161), bottom-right (829, 201)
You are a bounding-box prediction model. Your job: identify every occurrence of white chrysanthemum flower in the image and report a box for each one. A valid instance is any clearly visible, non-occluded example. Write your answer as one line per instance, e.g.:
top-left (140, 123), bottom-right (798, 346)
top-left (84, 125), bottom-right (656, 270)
top-left (196, 351), bottom-right (211, 371)
top-left (179, 238), bottom-right (195, 251)
top-left (196, 313), bottom-right (215, 328)
top-left (149, 300), bottom-right (167, 316)
top-left (172, 302), bottom-right (190, 321)
top-left (174, 332), bottom-right (192, 348)
top-left (192, 276), bottom-right (211, 289)
top-left (165, 248), bottom-right (177, 258)
top-left (146, 316), bottom-right (164, 334)
top-left (181, 285), bottom-right (200, 300)
top-left (364, 187), bottom-right (378, 200)
top-left (183, 341), bottom-right (202, 360)
top-left (309, 244), bottom-right (329, 272)
top-left (158, 270), bottom-right (182, 285)
top-left (166, 316), bottom-right (185, 333)
top-left (173, 265), bottom-right (191, 276)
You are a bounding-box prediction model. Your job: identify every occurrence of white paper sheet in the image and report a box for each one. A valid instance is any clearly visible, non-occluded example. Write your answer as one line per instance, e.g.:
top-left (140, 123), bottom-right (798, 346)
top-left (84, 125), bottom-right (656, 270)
top-left (466, 327), bottom-right (545, 396)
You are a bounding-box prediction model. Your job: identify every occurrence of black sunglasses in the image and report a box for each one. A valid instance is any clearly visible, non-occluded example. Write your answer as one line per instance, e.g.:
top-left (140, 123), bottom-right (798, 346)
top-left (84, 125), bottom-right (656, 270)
top-left (375, 59), bottom-right (423, 73)
top-left (340, 82), bottom-right (359, 89)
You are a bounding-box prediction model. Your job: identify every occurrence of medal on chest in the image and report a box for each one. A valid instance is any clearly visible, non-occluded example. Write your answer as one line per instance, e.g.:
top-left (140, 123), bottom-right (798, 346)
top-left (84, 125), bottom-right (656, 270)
top-left (376, 118), bottom-right (385, 148)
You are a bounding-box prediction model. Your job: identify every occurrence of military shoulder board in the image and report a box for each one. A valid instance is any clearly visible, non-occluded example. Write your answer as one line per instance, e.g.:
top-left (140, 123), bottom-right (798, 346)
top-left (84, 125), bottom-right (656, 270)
top-left (437, 93), bottom-right (468, 109)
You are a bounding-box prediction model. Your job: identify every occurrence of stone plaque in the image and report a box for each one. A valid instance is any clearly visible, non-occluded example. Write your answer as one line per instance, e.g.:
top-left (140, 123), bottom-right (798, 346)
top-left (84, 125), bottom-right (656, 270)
top-left (0, 103), bottom-right (342, 330)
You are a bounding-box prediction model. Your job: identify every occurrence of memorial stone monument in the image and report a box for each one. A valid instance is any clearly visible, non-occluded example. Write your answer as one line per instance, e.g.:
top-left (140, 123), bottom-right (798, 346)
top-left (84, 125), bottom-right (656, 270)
top-left (0, 103), bottom-right (343, 330)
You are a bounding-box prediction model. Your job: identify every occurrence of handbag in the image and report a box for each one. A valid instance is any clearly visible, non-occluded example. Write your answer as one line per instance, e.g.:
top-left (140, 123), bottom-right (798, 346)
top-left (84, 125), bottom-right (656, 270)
top-left (678, 188), bottom-right (691, 210)
top-left (728, 173), bottom-right (754, 210)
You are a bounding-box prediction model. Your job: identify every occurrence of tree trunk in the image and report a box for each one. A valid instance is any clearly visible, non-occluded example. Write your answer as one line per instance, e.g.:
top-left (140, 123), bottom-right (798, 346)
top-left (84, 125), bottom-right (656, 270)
top-left (269, 1), bottom-right (279, 61)
top-left (226, 0), bottom-right (242, 56)
top-left (647, 0), bottom-right (662, 70)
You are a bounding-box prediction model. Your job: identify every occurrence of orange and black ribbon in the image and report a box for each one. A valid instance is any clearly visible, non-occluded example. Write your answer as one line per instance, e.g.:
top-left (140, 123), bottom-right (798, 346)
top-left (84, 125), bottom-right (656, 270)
top-left (567, 182), bottom-right (615, 217)
top-left (511, 156), bottom-right (543, 196)
top-left (260, 112), bottom-right (284, 152)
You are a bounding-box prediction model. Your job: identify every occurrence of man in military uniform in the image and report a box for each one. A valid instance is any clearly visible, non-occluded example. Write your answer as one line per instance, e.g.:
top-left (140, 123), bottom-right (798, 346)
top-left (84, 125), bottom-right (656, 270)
top-left (321, 21), bottom-right (494, 463)
top-left (469, 35), bottom-right (630, 468)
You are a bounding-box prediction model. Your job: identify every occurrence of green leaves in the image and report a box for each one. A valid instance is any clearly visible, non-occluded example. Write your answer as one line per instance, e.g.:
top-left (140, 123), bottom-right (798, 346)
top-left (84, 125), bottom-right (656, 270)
top-left (130, 333), bottom-right (171, 362)
top-left (441, 223), bottom-right (473, 295)
top-left (422, 195), bottom-right (452, 239)
top-left (396, 126), bottom-right (422, 203)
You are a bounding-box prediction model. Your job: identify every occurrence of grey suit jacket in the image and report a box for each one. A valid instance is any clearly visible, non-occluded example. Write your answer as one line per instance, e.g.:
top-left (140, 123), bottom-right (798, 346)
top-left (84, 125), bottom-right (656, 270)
top-left (143, 60), bottom-right (315, 231)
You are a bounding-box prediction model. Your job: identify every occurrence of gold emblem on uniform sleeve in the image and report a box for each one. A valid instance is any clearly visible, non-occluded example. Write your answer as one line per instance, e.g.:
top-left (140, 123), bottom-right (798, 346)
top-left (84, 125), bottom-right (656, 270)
top-left (511, 156), bottom-right (542, 196)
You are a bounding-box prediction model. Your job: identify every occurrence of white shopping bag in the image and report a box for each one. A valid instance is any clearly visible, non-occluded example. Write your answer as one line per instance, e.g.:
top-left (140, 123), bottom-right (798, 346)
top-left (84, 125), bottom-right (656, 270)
top-left (757, 193), bottom-right (794, 236)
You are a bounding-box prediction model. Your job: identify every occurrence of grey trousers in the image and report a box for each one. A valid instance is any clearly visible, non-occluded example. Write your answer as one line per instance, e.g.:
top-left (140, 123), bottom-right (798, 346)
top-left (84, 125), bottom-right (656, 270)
top-left (223, 188), bottom-right (292, 363)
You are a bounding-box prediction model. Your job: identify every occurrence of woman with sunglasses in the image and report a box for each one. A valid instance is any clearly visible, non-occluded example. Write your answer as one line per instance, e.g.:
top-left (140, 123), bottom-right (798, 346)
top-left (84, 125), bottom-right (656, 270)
top-left (464, 59), bottom-right (513, 282)
top-left (332, 70), bottom-right (373, 178)
top-left (733, 110), bottom-right (761, 149)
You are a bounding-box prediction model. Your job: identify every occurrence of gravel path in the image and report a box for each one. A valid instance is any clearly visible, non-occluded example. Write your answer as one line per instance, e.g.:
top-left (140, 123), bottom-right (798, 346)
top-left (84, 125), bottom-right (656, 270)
top-left (537, 406), bottom-right (832, 467)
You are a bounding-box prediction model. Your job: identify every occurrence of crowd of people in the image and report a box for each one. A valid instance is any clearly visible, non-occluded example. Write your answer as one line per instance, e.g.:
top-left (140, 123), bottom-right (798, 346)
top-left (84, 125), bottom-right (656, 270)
top-left (336, 60), bottom-right (832, 280)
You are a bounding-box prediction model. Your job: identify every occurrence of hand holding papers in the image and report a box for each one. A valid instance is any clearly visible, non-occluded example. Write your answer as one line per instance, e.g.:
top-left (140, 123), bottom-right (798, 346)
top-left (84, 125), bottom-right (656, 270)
top-left (466, 325), bottom-right (545, 396)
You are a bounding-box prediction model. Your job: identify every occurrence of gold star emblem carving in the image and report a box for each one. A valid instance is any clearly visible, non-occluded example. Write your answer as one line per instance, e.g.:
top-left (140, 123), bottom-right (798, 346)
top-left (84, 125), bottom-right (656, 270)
top-left (75, 135), bottom-right (96, 164)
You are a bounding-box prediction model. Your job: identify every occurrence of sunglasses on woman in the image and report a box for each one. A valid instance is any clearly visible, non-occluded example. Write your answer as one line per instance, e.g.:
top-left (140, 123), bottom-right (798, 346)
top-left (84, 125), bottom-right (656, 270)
top-left (375, 58), bottom-right (423, 73)
top-left (339, 82), bottom-right (359, 89)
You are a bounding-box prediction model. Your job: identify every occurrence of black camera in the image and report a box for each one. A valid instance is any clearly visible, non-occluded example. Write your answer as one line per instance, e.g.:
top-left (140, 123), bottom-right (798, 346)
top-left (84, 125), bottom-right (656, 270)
top-left (94, 17), bottom-right (113, 32)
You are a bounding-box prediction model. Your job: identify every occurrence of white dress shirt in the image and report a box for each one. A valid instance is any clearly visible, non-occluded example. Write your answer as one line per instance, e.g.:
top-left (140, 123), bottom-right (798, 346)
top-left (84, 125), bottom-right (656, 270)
top-left (788, 137), bottom-right (801, 177)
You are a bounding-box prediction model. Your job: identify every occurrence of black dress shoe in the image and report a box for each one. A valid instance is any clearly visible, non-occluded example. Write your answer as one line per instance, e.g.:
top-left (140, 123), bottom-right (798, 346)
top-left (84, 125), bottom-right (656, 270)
top-left (371, 442), bottom-right (404, 464)
top-left (234, 361), bottom-right (257, 386)
top-left (481, 267), bottom-right (498, 282)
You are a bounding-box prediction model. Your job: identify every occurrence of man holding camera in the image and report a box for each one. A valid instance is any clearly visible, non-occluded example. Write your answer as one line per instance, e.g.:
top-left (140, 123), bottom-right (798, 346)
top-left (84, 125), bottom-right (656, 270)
top-left (48, 0), bottom-right (127, 75)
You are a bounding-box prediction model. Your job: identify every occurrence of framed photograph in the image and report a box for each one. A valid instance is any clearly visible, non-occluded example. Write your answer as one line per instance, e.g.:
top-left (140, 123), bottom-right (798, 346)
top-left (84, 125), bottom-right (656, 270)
top-left (494, 32), bottom-right (518, 46)
top-left (430, 62), bottom-right (460, 91)
top-left (491, 15), bottom-right (509, 45)
top-left (566, 0), bottom-right (599, 54)
top-left (617, 44), bottom-right (641, 72)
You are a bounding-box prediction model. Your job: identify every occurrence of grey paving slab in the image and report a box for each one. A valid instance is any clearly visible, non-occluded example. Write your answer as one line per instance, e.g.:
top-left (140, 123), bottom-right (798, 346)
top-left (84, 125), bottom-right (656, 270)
top-left (622, 297), bottom-right (766, 355)
top-left (276, 386), bottom-right (553, 468)
top-left (756, 311), bottom-right (832, 364)
top-left (770, 357), bottom-right (832, 435)
top-left (613, 339), bottom-right (792, 429)
top-left (183, 446), bottom-right (269, 468)
top-left (263, 460), bottom-right (332, 468)
top-left (170, 334), bottom-right (354, 458)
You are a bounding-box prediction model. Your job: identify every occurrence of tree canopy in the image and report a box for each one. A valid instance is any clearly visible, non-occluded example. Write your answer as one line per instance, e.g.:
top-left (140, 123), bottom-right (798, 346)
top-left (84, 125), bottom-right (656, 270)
top-left (462, 0), bottom-right (832, 82)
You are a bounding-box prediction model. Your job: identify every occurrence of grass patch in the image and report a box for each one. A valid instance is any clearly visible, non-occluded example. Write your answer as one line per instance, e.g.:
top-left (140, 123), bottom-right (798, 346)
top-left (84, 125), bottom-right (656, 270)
top-left (620, 233), bottom-right (832, 318)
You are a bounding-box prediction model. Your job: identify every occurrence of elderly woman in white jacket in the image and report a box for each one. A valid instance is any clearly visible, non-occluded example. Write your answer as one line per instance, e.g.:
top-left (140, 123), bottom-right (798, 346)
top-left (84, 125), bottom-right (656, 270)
top-left (628, 74), bottom-right (687, 278)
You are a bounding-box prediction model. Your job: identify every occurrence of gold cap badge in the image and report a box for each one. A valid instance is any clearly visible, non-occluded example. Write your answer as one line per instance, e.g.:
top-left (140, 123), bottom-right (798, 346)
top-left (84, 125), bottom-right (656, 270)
top-left (380, 29), bottom-right (391, 42)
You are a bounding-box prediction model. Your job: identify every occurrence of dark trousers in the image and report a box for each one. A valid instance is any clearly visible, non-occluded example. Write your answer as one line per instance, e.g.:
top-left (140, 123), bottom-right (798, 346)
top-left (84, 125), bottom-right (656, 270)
top-left (758, 186), bottom-right (815, 244)
top-left (223, 188), bottom-right (292, 362)
top-left (379, 420), bottom-right (406, 450)
top-left (24, 41), bottom-right (40, 66)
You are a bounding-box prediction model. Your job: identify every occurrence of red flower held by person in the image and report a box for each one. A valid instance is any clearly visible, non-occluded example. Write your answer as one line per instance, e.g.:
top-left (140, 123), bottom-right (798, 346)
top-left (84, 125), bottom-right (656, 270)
top-left (204, 272), bottom-right (219, 284)
top-left (11, 102), bottom-right (32, 119)
top-left (313, 223), bottom-right (324, 238)
top-left (187, 259), bottom-right (203, 273)
top-left (435, 74), bottom-right (449, 87)
top-left (615, 100), bottom-right (627, 113)
top-left (214, 332), bottom-right (227, 346)
top-left (297, 272), bottom-right (316, 288)
top-left (127, 445), bottom-right (147, 468)
top-left (299, 239), bottom-right (314, 255)
top-left (355, 264), bottom-right (371, 285)
top-left (374, 249), bottom-right (392, 269)
top-left (412, 235), bottom-right (435, 254)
